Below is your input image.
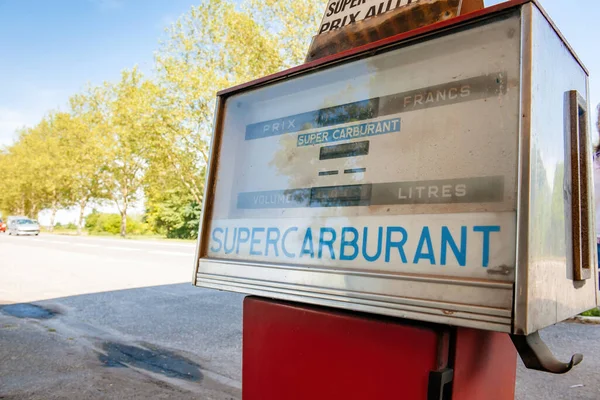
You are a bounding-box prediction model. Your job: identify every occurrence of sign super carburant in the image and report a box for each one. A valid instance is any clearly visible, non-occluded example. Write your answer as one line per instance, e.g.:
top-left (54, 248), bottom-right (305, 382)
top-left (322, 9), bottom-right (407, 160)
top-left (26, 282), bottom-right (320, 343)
top-left (316, 0), bottom-right (484, 35)
top-left (318, 0), bottom-right (421, 34)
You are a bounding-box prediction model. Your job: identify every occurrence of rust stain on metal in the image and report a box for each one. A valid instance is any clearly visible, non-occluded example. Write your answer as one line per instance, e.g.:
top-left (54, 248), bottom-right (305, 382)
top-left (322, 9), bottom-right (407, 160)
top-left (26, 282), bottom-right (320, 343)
top-left (307, 0), bottom-right (462, 62)
top-left (487, 265), bottom-right (515, 276)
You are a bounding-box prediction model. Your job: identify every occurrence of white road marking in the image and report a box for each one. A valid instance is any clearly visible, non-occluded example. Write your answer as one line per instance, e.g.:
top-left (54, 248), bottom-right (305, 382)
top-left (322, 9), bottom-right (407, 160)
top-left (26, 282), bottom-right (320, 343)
top-left (149, 250), bottom-right (191, 257)
top-left (6, 237), bottom-right (194, 254)
top-left (40, 234), bottom-right (196, 248)
top-left (103, 246), bottom-right (136, 252)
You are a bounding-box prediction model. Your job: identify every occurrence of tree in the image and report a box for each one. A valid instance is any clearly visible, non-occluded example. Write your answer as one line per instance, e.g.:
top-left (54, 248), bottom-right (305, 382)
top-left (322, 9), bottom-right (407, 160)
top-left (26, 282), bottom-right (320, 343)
top-left (4, 129), bottom-right (43, 217)
top-left (34, 114), bottom-right (75, 230)
top-left (145, 187), bottom-right (201, 239)
top-left (68, 91), bottom-right (112, 234)
top-left (0, 98), bottom-right (108, 233)
top-left (247, 0), bottom-right (324, 67)
top-left (151, 0), bottom-right (322, 209)
top-left (144, 161), bottom-right (203, 239)
top-left (0, 146), bottom-right (26, 216)
top-left (99, 68), bottom-right (159, 237)
top-left (0, 119), bottom-right (73, 222)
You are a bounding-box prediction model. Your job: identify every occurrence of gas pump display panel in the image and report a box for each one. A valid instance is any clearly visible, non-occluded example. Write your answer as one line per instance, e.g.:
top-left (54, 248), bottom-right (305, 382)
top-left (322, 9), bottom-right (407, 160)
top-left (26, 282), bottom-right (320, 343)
top-left (209, 16), bottom-right (519, 277)
top-left (195, 3), bottom-right (598, 334)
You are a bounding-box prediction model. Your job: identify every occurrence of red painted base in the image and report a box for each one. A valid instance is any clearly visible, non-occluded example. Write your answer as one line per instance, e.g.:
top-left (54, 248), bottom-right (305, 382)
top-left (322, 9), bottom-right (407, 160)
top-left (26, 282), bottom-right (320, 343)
top-left (452, 327), bottom-right (517, 399)
top-left (243, 296), bottom-right (516, 400)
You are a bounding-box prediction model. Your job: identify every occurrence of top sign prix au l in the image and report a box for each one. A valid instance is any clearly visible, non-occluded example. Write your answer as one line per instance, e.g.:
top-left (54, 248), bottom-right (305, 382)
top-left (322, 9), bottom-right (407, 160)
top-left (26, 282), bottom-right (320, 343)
top-left (318, 0), bottom-right (421, 34)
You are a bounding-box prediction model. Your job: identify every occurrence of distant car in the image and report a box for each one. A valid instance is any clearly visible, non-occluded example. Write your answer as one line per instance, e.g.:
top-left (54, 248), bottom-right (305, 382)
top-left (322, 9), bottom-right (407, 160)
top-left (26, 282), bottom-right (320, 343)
top-left (0, 219), bottom-right (6, 233)
top-left (8, 218), bottom-right (40, 236)
top-left (7, 216), bottom-right (28, 226)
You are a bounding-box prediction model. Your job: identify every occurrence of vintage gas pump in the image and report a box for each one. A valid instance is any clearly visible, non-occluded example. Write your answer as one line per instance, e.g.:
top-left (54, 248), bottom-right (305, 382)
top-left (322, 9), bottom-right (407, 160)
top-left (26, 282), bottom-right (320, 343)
top-left (192, 0), bottom-right (598, 398)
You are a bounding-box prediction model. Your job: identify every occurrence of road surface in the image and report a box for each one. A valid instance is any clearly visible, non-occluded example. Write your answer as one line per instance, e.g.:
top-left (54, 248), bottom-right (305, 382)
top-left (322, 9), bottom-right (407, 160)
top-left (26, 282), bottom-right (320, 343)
top-left (0, 234), bottom-right (243, 399)
top-left (0, 233), bottom-right (599, 399)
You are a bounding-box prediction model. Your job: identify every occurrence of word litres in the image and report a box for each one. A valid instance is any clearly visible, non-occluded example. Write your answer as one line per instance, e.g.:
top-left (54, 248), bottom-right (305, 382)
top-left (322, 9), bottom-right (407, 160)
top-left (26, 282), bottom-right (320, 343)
top-left (398, 184), bottom-right (467, 200)
top-left (209, 224), bottom-right (501, 268)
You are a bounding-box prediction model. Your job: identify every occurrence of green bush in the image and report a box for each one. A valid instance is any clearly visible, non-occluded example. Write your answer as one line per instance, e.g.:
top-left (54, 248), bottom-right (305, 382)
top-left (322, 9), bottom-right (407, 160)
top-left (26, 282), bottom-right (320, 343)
top-left (581, 308), bottom-right (600, 317)
top-left (84, 210), bottom-right (150, 236)
top-left (84, 210), bottom-right (101, 231)
top-left (51, 222), bottom-right (78, 231)
top-left (98, 214), bottom-right (122, 234)
top-left (145, 193), bottom-right (201, 240)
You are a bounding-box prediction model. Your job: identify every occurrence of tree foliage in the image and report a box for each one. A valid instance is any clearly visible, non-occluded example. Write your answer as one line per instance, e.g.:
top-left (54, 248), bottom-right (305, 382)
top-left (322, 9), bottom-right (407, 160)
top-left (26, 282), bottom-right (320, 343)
top-left (0, 0), bottom-right (322, 237)
top-left (97, 68), bottom-right (160, 236)
top-left (248, 0), bottom-right (323, 67)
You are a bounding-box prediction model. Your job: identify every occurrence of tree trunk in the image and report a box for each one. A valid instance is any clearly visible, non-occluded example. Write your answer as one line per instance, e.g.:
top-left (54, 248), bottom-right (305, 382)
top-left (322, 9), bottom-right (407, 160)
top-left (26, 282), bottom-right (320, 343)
top-left (120, 210), bottom-right (127, 237)
top-left (30, 203), bottom-right (38, 220)
top-left (49, 205), bottom-right (57, 233)
top-left (49, 208), bottom-right (56, 232)
top-left (18, 196), bottom-right (25, 215)
top-left (77, 200), bottom-right (86, 235)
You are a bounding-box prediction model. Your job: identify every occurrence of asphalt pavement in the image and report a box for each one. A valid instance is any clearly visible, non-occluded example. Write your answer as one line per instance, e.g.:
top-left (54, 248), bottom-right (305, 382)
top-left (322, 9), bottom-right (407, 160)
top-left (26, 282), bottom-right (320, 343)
top-left (1, 233), bottom-right (599, 399)
top-left (0, 234), bottom-right (198, 304)
top-left (0, 233), bottom-right (243, 399)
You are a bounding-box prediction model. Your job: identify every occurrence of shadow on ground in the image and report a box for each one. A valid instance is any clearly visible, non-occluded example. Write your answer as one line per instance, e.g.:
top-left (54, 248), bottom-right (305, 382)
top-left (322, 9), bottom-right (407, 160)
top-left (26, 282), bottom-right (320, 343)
top-left (1, 303), bottom-right (59, 319)
top-left (0, 283), bottom-right (243, 399)
top-left (98, 341), bottom-right (203, 382)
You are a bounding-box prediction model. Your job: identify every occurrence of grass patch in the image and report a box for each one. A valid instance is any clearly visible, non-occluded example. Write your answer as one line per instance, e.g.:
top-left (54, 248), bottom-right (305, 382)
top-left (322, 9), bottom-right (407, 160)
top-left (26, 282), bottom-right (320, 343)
top-left (125, 235), bottom-right (195, 243)
top-left (40, 227), bottom-right (195, 242)
top-left (581, 308), bottom-right (600, 317)
top-left (43, 228), bottom-right (83, 235)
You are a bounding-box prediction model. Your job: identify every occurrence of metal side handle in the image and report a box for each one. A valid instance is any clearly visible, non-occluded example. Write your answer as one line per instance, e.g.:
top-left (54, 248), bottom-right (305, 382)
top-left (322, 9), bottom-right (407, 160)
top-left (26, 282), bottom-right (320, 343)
top-left (511, 332), bottom-right (583, 374)
top-left (569, 90), bottom-right (592, 281)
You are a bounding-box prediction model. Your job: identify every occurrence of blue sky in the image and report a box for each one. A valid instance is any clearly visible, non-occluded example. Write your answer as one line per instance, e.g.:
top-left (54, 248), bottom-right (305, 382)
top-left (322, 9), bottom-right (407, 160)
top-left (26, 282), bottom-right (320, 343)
top-left (0, 0), bottom-right (195, 145)
top-left (0, 0), bottom-right (598, 148)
